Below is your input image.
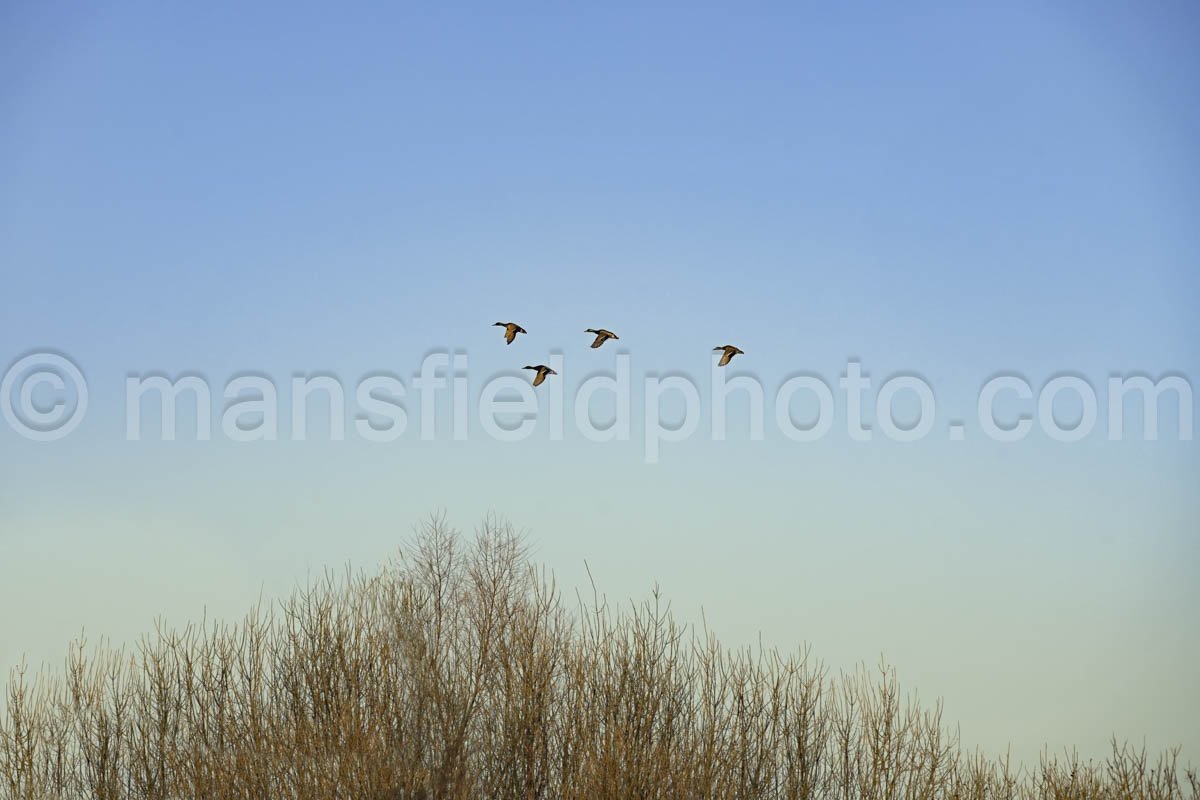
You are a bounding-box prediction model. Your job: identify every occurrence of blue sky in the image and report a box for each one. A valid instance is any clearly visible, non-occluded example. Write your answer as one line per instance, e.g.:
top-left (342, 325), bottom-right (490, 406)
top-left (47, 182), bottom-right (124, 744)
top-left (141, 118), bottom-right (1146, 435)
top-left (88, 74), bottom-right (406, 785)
top-left (1, 2), bottom-right (1198, 763)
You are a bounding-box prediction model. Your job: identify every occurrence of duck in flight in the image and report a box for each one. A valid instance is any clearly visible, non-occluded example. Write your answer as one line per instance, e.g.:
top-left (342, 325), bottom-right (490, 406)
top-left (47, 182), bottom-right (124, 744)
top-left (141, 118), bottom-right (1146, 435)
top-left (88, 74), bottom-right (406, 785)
top-left (585, 328), bottom-right (619, 348)
top-left (493, 321), bottom-right (527, 345)
top-left (713, 345), bottom-right (744, 367)
top-left (523, 364), bottom-right (557, 387)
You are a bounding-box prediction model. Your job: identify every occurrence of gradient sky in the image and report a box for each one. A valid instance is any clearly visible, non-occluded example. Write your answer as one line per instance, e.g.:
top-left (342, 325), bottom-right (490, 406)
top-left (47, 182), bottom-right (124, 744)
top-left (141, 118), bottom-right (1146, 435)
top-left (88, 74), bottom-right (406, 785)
top-left (2, 2), bottom-right (1198, 765)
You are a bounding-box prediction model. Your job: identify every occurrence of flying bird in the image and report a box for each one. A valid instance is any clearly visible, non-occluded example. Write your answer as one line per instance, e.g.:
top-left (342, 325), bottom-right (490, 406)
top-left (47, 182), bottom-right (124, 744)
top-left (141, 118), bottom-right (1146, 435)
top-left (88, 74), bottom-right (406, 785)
top-left (585, 328), bottom-right (619, 348)
top-left (713, 345), bottom-right (744, 367)
top-left (523, 365), bottom-right (557, 387)
top-left (493, 321), bottom-right (527, 345)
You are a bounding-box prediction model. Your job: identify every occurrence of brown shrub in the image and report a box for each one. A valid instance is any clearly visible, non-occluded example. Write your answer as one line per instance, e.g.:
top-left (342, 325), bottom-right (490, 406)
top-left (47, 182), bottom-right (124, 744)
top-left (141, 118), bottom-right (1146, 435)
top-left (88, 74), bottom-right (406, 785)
top-left (2, 516), bottom-right (1196, 800)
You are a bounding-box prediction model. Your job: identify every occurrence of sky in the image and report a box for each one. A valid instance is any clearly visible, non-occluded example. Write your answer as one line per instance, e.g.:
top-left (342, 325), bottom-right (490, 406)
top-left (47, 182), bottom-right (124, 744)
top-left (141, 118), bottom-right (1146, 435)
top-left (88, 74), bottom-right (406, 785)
top-left (1, 2), bottom-right (1198, 765)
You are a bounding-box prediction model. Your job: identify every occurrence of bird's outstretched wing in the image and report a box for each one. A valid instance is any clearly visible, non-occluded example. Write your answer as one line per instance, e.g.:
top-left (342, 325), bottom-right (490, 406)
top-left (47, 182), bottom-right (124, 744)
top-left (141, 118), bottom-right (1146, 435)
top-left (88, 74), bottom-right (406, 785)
top-left (532, 370), bottom-right (546, 386)
top-left (590, 332), bottom-right (607, 348)
top-left (718, 349), bottom-right (734, 366)
top-left (504, 326), bottom-right (517, 344)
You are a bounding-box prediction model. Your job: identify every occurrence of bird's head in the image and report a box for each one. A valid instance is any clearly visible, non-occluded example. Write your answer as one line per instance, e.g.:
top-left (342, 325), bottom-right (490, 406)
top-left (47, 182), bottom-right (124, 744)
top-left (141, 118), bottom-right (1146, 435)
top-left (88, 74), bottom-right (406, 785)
top-left (493, 322), bottom-right (505, 327)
